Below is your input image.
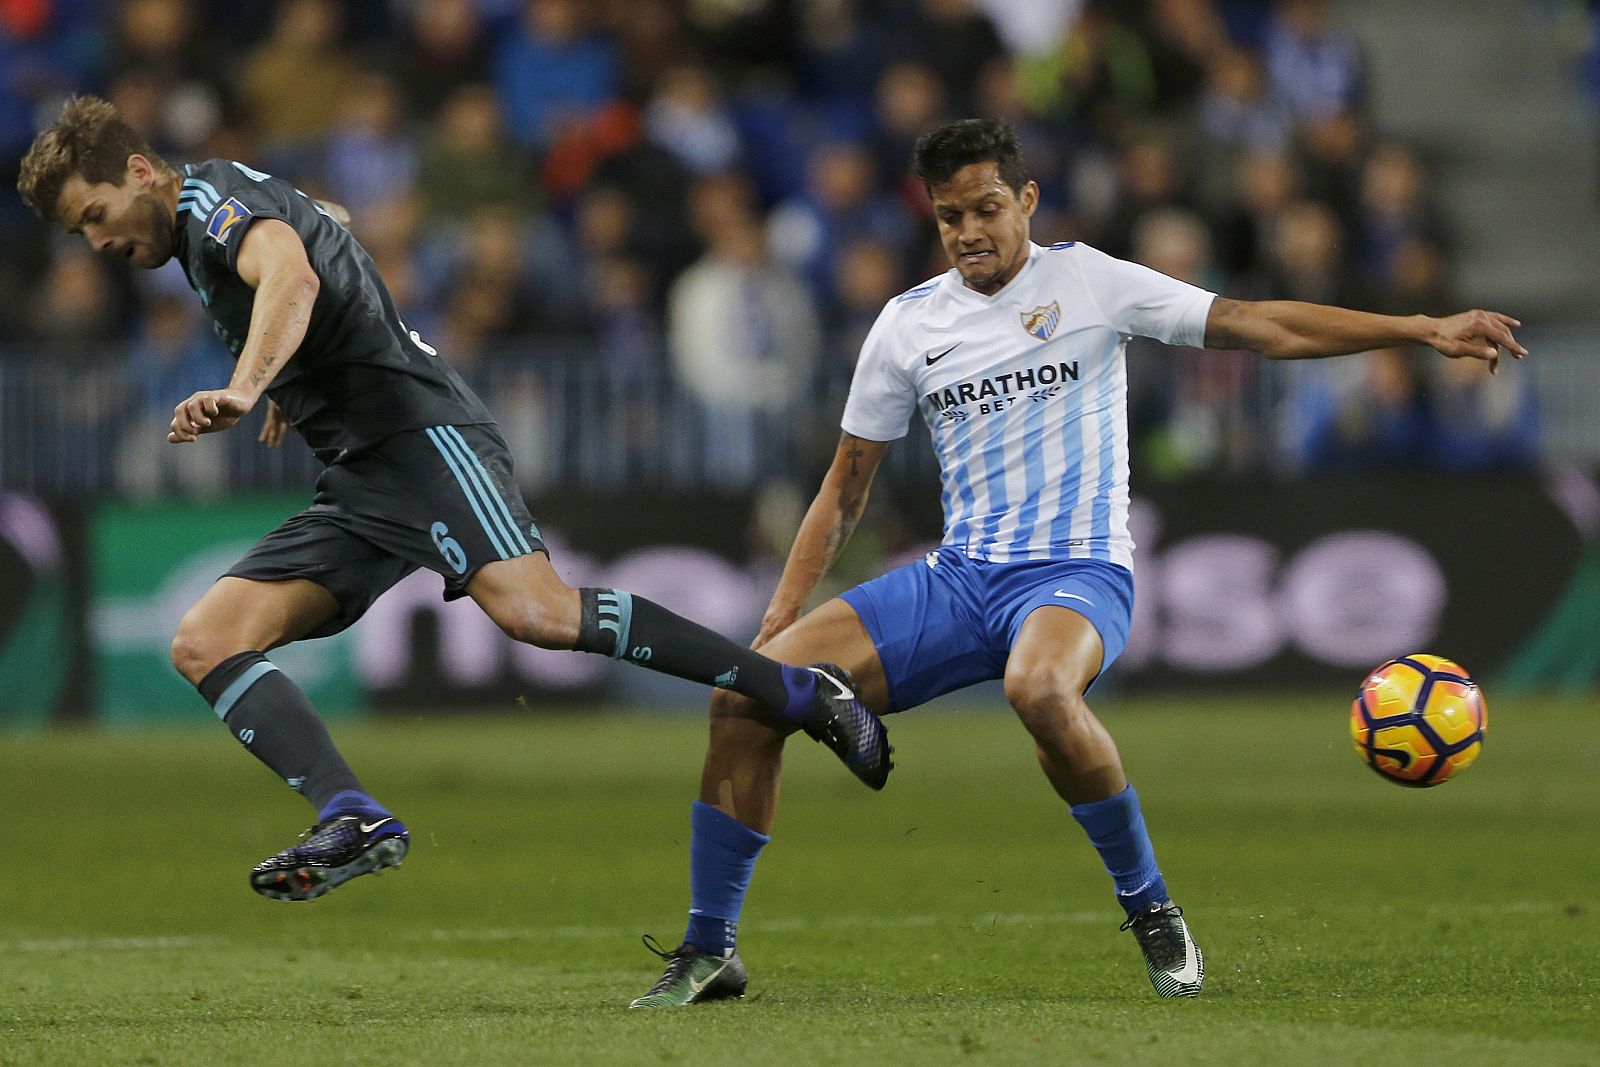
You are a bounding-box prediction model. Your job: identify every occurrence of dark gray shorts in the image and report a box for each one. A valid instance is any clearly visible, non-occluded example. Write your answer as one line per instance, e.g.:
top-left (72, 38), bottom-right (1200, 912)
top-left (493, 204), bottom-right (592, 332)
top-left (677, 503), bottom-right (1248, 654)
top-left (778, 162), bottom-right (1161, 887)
top-left (226, 423), bottom-right (545, 637)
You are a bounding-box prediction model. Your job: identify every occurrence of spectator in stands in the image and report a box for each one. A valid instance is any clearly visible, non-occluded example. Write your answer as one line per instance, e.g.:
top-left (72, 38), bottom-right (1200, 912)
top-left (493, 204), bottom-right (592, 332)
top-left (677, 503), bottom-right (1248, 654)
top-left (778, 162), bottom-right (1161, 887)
top-left (795, 0), bottom-right (892, 138)
top-left (107, 0), bottom-right (235, 148)
top-left (642, 63), bottom-right (742, 177)
top-left (1429, 349), bottom-right (1539, 472)
top-left (668, 181), bottom-right (820, 487)
top-left (493, 0), bottom-right (619, 150)
top-left (120, 282), bottom-right (233, 494)
top-left (870, 61), bottom-right (947, 203)
top-left (1294, 347), bottom-right (1439, 473)
top-left (325, 70), bottom-right (418, 212)
top-left (1025, 0), bottom-right (1158, 145)
top-left (1097, 131), bottom-right (1191, 260)
top-left (1265, 0), bottom-right (1364, 122)
top-left (899, 0), bottom-right (1008, 114)
top-left (1215, 148), bottom-right (1301, 279)
top-left (1254, 198), bottom-right (1361, 306)
top-left (389, 0), bottom-right (490, 121)
top-left (822, 236), bottom-right (904, 392)
top-left (0, 0), bottom-right (1520, 493)
top-left (1199, 47), bottom-right (1291, 152)
top-left (610, 0), bottom-right (692, 100)
top-left (1139, 0), bottom-right (1230, 116)
top-left (1355, 143), bottom-right (1449, 292)
top-left (240, 0), bottom-right (356, 171)
top-left (767, 141), bottom-right (914, 305)
top-left (1126, 208), bottom-right (1261, 476)
top-left (415, 84), bottom-right (539, 224)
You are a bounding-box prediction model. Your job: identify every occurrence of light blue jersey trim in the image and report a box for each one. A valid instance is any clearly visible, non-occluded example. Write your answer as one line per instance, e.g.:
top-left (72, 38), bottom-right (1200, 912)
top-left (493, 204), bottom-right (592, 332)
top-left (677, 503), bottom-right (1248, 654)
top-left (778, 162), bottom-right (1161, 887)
top-left (213, 661), bottom-right (279, 720)
top-left (425, 426), bottom-right (511, 560)
top-left (1048, 401), bottom-right (1086, 551)
top-left (184, 177), bottom-right (221, 204)
top-left (1090, 402), bottom-right (1116, 560)
top-left (974, 410), bottom-right (1010, 549)
top-left (895, 281), bottom-right (939, 303)
top-left (441, 427), bottom-right (531, 555)
top-left (1006, 391), bottom-right (1052, 555)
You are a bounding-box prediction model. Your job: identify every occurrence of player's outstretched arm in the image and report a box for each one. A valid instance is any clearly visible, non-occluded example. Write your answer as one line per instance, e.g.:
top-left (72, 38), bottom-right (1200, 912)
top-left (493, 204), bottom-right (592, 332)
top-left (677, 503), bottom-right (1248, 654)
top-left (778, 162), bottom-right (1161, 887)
top-left (753, 432), bottom-right (889, 649)
top-left (1203, 297), bottom-right (1527, 373)
top-left (168, 219), bottom-right (320, 443)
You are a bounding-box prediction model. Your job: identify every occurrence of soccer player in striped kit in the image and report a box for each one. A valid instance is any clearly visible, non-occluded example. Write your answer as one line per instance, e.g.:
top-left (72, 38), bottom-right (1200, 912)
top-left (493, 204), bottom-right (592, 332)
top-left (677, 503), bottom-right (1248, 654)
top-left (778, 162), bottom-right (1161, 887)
top-left (18, 96), bottom-right (893, 903)
top-left (632, 118), bottom-right (1525, 1005)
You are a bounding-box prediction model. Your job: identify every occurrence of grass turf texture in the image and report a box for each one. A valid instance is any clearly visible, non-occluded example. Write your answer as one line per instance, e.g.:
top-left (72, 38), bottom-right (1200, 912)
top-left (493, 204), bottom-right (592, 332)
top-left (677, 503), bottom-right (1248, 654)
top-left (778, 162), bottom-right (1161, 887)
top-left (1, 694), bottom-right (1595, 1066)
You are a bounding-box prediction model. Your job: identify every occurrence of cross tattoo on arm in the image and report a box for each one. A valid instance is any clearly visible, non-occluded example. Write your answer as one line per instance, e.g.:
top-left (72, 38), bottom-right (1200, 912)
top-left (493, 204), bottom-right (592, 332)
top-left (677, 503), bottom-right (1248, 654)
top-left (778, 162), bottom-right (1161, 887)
top-left (846, 440), bottom-right (864, 477)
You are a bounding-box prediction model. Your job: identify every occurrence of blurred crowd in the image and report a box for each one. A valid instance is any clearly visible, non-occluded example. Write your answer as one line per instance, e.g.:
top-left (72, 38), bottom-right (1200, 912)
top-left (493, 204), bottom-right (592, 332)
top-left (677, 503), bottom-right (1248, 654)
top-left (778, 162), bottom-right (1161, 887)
top-left (0, 0), bottom-right (1538, 496)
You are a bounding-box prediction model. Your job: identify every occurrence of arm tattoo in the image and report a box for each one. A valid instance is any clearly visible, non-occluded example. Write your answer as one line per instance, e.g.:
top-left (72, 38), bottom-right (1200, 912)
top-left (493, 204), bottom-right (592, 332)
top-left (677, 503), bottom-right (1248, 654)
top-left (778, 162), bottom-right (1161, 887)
top-left (846, 440), bottom-right (864, 477)
top-left (247, 355), bottom-right (279, 389)
top-left (822, 498), bottom-right (863, 569)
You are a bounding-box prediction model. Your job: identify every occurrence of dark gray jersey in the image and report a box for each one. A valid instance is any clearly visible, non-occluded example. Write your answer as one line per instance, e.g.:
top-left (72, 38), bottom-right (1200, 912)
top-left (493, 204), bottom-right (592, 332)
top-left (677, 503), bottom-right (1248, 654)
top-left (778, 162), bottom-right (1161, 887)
top-left (173, 160), bottom-right (494, 462)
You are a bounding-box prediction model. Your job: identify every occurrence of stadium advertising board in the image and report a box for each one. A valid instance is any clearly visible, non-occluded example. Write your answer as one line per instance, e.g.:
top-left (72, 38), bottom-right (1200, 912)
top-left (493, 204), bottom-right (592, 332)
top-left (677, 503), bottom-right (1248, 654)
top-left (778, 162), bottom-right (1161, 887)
top-left (90, 497), bottom-right (362, 722)
top-left (0, 494), bottom-right (83, 726)
top-left (353, 475), bottom-right (1587, 706)
top-left (67, 475), bottom-right (1592, 720)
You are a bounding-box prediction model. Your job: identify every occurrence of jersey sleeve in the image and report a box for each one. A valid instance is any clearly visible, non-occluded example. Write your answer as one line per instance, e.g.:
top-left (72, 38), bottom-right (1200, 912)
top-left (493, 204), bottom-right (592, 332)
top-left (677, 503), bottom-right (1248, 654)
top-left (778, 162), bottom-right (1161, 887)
top-left (193, 168), bottom-right (294, 276)
top-left (840, 303), bottom-right (916, 442)
top-left (1068, 242), bottom-right (1216, 347)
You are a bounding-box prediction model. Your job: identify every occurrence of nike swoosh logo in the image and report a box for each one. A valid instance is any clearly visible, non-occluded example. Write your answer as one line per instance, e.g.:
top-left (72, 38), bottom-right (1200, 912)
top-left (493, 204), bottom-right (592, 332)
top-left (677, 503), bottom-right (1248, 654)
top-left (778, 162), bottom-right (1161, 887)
top-left (1168, 928), bottom-right (1201, 986)
top-left (1052, 591), bottom-right (1094, 605)
top-left (688, 960), bottom-right (730, 996)
top-left (925, 342), bottom-right (962, 365)
top-left (358, 818), bottom-right (394, 834)
top-left (812, 668), bottom-right (856, 703)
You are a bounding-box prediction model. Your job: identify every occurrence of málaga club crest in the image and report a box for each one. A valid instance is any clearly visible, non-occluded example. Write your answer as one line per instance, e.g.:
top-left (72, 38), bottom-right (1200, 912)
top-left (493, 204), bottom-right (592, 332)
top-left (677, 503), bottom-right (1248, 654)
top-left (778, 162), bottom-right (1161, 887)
top-left (1020, 300), bottom-right (1061, 341)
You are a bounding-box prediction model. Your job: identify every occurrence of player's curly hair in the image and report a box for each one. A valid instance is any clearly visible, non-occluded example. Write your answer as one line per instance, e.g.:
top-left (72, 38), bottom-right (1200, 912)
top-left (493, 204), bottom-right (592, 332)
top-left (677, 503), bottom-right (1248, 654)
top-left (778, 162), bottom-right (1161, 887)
top-left (17, 95), bottom-right (171, 223)
top-left (912, 118), bottom-right (1029, 196)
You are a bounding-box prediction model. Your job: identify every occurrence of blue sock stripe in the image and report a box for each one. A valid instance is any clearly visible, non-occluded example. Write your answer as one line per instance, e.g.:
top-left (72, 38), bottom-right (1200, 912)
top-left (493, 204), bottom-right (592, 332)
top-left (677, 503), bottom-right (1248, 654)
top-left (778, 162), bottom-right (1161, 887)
top-left (425, 426), bottom-right (510, 560)
top-left (211, 661), bottom-right (279, 720)
top-left (596, 590), bottom-right (633, 659)
top-left (443, 426), bottom-right (531, 554)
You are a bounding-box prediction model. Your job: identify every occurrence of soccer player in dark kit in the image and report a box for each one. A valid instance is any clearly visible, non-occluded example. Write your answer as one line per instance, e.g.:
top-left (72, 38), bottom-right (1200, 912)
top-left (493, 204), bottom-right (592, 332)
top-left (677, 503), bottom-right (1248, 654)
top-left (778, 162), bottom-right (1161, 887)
top-left (17, 96), bottom-right (892, 902)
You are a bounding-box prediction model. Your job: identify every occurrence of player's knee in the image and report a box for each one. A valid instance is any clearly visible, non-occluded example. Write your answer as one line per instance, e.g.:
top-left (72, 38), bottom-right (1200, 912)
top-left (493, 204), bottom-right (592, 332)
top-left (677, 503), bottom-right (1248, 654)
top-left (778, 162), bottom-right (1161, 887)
top-left (170, 612), bottom-right (240, 687)
top-left (486, 594), bottom-right (575, 650)
top-left (708, 686), bottom-right (766, 724)
top-left (1005, 666), bottom-right (1086, 733)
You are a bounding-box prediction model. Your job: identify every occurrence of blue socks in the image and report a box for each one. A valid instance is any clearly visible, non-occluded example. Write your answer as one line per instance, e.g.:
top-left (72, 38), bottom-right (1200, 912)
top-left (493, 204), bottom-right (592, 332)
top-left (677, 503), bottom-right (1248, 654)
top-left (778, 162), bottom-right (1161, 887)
top-left (684, 800), bottom-right (770, 957)
top-left (1070, 784), bottom-right (1168, 915)
top-left (317, 789), bottom-right (393, 824)
top-left (777, 666), bottom-right (819, 725)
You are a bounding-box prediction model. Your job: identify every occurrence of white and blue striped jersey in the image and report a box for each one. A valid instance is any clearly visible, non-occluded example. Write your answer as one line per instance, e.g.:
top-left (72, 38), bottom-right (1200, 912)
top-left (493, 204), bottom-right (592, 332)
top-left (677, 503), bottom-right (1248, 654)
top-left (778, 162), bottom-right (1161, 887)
top-left (841, 242), bottom-right (1215, 569)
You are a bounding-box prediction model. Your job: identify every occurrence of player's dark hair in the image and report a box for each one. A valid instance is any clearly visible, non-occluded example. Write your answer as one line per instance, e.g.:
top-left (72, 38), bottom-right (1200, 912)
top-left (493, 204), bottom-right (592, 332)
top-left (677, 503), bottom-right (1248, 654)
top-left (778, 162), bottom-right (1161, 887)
top-left (912, 118), bottom-right (1029, 196)
top-left (17, 95), bottom-right (171, 222)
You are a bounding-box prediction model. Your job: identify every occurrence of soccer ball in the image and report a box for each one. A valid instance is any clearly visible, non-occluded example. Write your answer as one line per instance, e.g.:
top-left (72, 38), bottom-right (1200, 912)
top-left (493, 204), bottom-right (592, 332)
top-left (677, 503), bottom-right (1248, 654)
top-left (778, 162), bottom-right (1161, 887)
top-left (1349, 654), bottom-right (1487, 787)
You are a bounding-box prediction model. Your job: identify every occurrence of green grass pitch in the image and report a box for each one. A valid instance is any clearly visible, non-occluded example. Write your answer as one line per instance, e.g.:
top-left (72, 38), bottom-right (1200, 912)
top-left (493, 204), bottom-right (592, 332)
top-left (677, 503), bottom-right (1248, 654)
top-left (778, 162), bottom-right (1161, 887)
top-left (1, 693), bottom-right (1596, 1066)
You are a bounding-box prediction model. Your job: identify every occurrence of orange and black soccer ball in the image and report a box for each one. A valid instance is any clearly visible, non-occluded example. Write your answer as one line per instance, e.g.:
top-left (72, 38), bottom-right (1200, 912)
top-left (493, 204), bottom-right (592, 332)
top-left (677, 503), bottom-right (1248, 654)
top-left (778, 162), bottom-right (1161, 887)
top-left (1350, 654), bottom-right (1487, 787)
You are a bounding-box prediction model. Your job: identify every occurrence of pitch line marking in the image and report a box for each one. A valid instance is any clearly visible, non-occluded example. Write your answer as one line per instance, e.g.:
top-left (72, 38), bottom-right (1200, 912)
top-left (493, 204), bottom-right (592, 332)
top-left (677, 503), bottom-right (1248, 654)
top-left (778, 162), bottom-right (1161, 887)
top-left (5, 935), bottom-right (213, 954)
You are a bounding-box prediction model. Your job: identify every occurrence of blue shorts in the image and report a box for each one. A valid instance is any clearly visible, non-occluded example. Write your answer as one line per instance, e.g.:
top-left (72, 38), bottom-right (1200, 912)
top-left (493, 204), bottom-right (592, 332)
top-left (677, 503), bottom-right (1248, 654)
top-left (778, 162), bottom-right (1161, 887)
top-left (838, 548), bottom-right (1134, 713)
